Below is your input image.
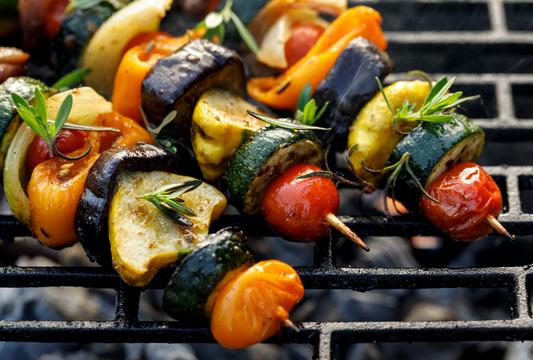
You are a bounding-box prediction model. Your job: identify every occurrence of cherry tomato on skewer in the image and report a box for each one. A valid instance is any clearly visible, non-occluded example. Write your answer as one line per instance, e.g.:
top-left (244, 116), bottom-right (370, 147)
top-left (421, 162), bottom-right (514, 242)
top-left (261, 163), bottom-right (369, 251)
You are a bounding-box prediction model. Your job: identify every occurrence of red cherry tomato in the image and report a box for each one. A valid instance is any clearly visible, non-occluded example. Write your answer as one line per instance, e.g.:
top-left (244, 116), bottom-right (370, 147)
top-left (26, 129), bottom-right (86, 175)
top-left (261, 163), bottom-right (339, 242)
top-left (284, 21), bottom-right (325, 68)
top-left (420, 162), bottom-right (503, 242)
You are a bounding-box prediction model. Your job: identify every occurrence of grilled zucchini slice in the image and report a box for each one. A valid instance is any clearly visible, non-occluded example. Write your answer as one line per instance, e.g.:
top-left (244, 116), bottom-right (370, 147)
top-left (191, 88), bottom-right (267, 183)
top-left (347, 80), bottom-right (431, 191)
top-left (221, 125), bottom-right (324, 215)
top-left (388, 113), bottom-right (485, 211)
top-left (163, 227), bottom-right (255, 320)
top-left (109, 171), bottom-right (227, 287)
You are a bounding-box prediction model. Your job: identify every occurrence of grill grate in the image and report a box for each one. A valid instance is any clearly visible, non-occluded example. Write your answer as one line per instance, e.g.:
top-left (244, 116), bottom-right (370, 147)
top-left (1, 0), bottom-right (533, 359)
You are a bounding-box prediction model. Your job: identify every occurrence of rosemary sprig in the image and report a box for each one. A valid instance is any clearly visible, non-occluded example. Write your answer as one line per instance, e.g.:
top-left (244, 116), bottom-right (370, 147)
top-left (11, 88), bottom-right (120, 161)
top-left (195, 0), bottom-right (259, 53)
top-left (139, 106), bottom-right (181, 154)
top-left (139, 180), bottom-right (202, 226)
top-left (247, 111), bottom-right (331, 131)
top-left (52, 68), bottom-right (91, 91)
top-left (376, 76), bottom-right (480, 132)
top-left (65, 0), bottom-right (102, 13)
top-left (295, 84), bottom-right (329, 126)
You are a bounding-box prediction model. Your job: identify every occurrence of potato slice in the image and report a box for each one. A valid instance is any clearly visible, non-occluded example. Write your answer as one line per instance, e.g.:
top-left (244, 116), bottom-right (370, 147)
top-left (109, 171), bottom-right (227, 287)
top-left (191, 88), bottom-right (267, 183)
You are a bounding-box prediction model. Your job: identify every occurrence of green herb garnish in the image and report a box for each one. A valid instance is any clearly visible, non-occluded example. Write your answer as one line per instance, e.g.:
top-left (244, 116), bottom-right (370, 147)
top-left (295, 84), bottom-right (329, 126)
top-left (195, 0), bottom-right (259, 53)
top-left (139, 180), bottom-right (202, 226)
top-left (247, 111), bottom-right (331, 131)
top-left (11, 87), bottom-right (119, 161)
top-left (52, 68), bottom-right (91, 92)
top-left (140, 106), bottom-right (181, 154)
top-left (376, 76), bottom-right (479, 135)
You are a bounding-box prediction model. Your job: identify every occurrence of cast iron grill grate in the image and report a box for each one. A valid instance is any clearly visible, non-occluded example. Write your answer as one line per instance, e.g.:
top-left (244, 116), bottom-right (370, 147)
top-left (1, 0), bottom-right (533, 359)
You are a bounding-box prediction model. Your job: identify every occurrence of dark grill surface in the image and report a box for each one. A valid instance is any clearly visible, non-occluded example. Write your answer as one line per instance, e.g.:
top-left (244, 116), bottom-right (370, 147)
top-left (1, 0), bottom-right (533, 359)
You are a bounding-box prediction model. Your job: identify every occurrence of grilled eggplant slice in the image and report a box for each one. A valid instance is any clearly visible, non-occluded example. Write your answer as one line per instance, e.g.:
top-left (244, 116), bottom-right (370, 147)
top-left (76, 143), bottom-right (187, 266)
top-left (313, 37), bottom-right (393, 149)
top-left (109, 170), bottom-right (226, 287)
top-left (191, 88), bottom-right (267, 183)
top-left (388, 113), bottom-right (485, 212)
top-left (221, 125), bottom-right (324, 215)
top-left (163, 227), bottom-right (255, 320)
top-left (0, 77), bottom-right (57, 180)
top-left (141, 39), bottom-right (247, 145)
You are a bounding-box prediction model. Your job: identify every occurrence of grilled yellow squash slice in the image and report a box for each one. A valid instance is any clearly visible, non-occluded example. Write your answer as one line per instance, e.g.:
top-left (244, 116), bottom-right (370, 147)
top-left (191, 88), bottom-right (267, 183)
top-left (346, 80), bottom-right (431, 191)
top-left (109, 171), bottom-right (227, 287)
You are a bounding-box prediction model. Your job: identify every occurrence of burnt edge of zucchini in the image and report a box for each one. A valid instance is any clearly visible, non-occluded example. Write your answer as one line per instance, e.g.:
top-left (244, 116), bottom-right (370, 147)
top-left (141, 39), bottom-right (247, 146)
top-left (221, 124), bottom-right (324, 215)
top-left (387, 113), bottom-right (485, 212)
top-left (163, 226), bottom-right (255, 321)
top-left (313, 37), bottom-right (394, 150)
top-left (75, 142), bottom-right (186, 266)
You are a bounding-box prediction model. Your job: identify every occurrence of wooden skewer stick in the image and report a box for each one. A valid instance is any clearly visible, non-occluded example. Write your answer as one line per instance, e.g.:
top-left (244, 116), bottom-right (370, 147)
top-left (485, 213), bottom-right (515, 242)
top-left (325, 213), bottom-right (370, 252)
top-left (280, 318), bottom-right (300, 332)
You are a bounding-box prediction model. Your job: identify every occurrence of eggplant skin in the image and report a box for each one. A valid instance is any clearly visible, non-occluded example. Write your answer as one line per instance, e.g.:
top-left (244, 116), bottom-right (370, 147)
top-left (313, 37), bottom-right (394, 150)
top-left (75, 143), bottom-right (186, 266)
top-left (141, 39), bottom-right (247, 144)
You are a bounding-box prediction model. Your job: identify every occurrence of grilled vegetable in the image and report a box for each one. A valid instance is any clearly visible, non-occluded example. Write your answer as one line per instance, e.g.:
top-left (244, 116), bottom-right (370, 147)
top-left (0, 77), bottom-right (57, 180)
top-left (261, 163), bottom-right (363, 245)
top-left (109, 171), bottom-right (227, 287)
top-left (346, 80), bottom-right (431, 191)
top-left (163, 227), bottom-right (254, 320)
top-left (142, 39), bottom-right (247, 144)
top-left (4, 87), bottom-right (106, 232)
top-left (0, 47), bottom-right (30, 83)
top-left (191, 88), bottom-right (267, 183)
top-left (80, 0), bottom-right (173, 95)
top-left (75, 143), bottom-right (189, 266)
top-left (211, 259), bottom-right (304, 349)
top-left (421, 162), bottom-right (509, 242)
top-left (313, 37), bottom-right (393, 150)
top-left (221, 124), bottom-right (324, 215)
top-left (50, 0), bottom-right (128, 76)
top-left (247, 6), bottom-right (387, 111)
top-left (387, 113), bottom-right (485, 212)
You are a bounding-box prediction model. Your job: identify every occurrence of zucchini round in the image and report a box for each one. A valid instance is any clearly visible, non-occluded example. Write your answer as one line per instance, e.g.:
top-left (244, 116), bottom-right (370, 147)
top-left (163, 227), bottom-right (255, 320)
top-left (75, 143), bottom-right (187, 266)
top-left (388, 113), bottom-right (485, 211)
top-left (221, 125), bottom-right (324, 215)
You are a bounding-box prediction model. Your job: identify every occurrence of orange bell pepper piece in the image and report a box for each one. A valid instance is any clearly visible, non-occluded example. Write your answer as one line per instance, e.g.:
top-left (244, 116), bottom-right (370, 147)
top-left (247, 6), bottom-right (388, 111)
top-left (112, 30), bottom-right (204, 123)
top-left (211, 260), bottom-right (304, 349)
top-left (27, 112), bottom-right (154, 248)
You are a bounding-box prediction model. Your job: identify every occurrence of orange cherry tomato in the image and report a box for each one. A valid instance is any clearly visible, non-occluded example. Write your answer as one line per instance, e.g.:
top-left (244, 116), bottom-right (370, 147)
top-left (27, 112), bottom-right (154, 248)
top-left (262, 163), bottom-right (339, 242)
top-left (26, 129), bottom-right (87, 175)
top-left (211, 260), bottom-right (304, 349)
top-left (421, 162), bottom-right (503, 242)
top-left (284, 21), bottom-right (325, 68)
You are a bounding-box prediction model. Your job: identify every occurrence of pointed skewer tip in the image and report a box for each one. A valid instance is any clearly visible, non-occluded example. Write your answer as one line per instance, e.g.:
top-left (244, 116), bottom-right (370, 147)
top-left (325, 213), bottom-right (370, 252)
top-left (485, 214), bottom-right (514, 243)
